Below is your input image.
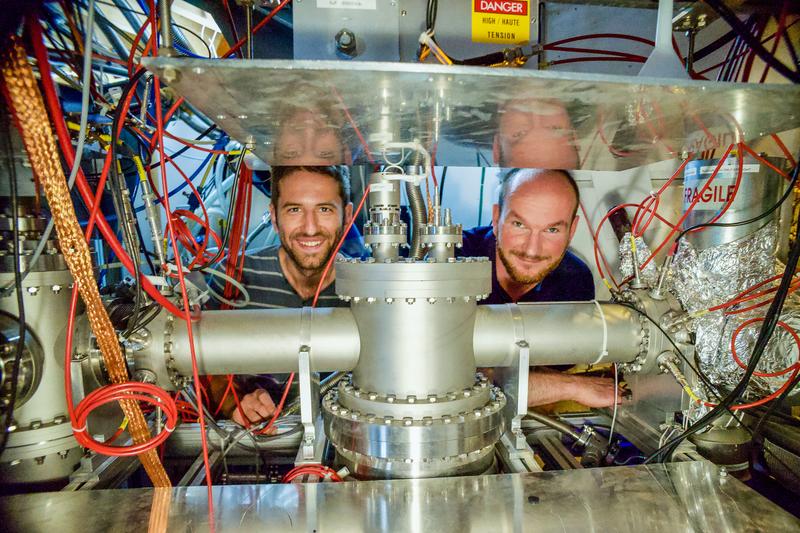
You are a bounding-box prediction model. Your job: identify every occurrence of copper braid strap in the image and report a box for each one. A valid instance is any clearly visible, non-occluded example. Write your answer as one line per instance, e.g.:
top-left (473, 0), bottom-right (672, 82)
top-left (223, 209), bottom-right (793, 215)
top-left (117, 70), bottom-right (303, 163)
top-left (1, 36), bottom-right (170, 487)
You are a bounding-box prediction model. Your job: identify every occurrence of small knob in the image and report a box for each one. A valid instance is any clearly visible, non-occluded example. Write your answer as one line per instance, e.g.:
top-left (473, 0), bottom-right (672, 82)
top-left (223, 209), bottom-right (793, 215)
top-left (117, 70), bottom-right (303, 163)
top-left (335, 29), bottom-right (357, 57)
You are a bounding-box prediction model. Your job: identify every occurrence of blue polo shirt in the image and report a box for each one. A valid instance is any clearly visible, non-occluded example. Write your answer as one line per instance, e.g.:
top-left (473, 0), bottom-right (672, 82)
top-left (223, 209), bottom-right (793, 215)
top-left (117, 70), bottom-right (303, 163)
top-left (461, 226), bottom-right (594, 304)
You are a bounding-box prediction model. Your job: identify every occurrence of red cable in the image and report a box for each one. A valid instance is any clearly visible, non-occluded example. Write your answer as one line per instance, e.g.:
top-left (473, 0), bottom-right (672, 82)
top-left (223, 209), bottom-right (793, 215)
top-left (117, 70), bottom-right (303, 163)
top-left (723, 281), bottom-right (800, 316)
top-left (592, 202), bottom-right (679, 287)
top-left (544, 44), bottom-right (647, 62)
top-left (72, 384), bottom-right (178, 456)
top-left (222, 0), bottom-right (243, 58)
top-left (547, 33), bottom-right (655, 48)
top-left (772, 134), bottom-right (797, 167)
top-left (758, 4), bottom-right (789, 83)
top-left (28, 20), bottom-right (184, 318)
top-left (639, 144), bottom-right (734, 271)
top-left (696, 17), bottom-right (800, 76)
top-left (547, 56), bottom-right (646, 67)
top-left (60, 124), bottom-right (175, 462)
top-left (430, 143), bottom-right (438, 188)
top-left (741, 143), bottom-right (793, 181)
top-left (692, 143), bottom-right (743, 229)
top-left (731, 319), bottom-right (800, 378)
top-left (579, 201), bottom-right (616, 291)
top-left (596, 110), bottom-right (635, 158)
top-left (153, 76), bottom-right (215, 512)
top-left (283, 464), bottom-right (342, 483)
top-left (313, 185), bottom-right (371, 307)
top-left (223, 0), bottom-right (292, 58)
top-left (258, 373), bottom-right (294, 435)
top-left (330, 86), bottom-right (376, 166)
top-left (261, 184), bottom-right (373, 437)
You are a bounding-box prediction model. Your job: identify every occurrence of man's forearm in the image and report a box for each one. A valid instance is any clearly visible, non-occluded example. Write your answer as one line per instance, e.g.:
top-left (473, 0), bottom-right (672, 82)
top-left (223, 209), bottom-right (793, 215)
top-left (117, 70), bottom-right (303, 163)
top-left (527, 368), bottom-right (577, 407)
top-left (527, 368), bottom-right (621, 408)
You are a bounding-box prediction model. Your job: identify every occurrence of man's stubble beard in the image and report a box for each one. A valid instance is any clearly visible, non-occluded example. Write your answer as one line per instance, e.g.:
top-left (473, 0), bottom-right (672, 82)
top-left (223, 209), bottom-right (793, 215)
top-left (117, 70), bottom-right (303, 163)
top-left (279, 225), bottom-right (344, 275)
top-left (497, 245), bottom-right (565, 287)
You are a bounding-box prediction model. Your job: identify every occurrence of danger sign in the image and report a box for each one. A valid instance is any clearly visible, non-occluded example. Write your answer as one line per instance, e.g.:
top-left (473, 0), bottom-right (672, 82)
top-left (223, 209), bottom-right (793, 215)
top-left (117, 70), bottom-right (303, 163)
top-left (474, 0), bottom-right (528, 15)
top-left (472, 0), bottom-right (530, 44)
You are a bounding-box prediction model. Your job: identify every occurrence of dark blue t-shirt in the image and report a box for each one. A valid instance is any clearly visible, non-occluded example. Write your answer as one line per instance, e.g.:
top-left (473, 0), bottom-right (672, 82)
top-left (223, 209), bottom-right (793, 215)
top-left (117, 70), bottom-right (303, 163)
top-left (461, 226), bottom-right (595, 304)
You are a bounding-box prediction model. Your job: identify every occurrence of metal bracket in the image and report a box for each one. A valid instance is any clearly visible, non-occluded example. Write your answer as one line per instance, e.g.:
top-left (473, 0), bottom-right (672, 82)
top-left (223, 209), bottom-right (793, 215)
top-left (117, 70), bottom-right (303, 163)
top-left (297, 307), bottom-right (321, 462)
top-left (495, 305), bottom-right (530, 451)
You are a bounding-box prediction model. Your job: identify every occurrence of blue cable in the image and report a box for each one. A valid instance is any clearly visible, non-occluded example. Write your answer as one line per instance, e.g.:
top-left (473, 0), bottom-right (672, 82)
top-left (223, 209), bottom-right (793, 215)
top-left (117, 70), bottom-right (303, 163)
top-left (132, 0), bottom-right (206, 58)
top-left (133, 147), bottom-right (218, 213)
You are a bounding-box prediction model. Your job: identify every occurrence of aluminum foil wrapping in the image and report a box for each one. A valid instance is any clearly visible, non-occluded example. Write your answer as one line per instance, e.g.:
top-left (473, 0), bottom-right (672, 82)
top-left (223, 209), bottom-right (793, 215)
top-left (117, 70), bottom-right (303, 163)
top-left (618, 232), bottom-right (658, 286)
top-left (669, 222), bottom-right (798, 396)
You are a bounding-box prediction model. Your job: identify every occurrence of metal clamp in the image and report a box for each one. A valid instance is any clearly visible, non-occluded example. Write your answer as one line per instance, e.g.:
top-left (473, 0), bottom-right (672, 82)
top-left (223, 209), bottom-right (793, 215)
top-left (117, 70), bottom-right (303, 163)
top-left (297, 307), bottom-right (321, 462)
top-left (494, 305), bottom-right (530, 451)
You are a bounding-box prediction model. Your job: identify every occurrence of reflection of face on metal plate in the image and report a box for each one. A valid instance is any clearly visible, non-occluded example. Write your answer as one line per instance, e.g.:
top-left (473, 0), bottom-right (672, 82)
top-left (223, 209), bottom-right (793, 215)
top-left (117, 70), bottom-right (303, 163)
top-left (143, 58), bottom-right (800, 171)
top-left (494, 98), bottom-right (579, 169)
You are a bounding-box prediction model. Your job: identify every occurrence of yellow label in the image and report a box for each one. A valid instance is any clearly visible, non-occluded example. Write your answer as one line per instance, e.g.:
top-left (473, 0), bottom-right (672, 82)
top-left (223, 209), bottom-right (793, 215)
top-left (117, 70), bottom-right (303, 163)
top-left (471, 0), bottom-right (530, 45)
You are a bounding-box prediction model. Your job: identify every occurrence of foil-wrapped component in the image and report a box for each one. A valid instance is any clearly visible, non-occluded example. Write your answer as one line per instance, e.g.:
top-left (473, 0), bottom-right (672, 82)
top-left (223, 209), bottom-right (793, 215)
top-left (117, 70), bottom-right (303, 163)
top-left (618, 232), bottom-right (658, 286)
top-left (668, 223), bottom-right (797, 396)
top-left (670, 223), bottom-right (777, 313)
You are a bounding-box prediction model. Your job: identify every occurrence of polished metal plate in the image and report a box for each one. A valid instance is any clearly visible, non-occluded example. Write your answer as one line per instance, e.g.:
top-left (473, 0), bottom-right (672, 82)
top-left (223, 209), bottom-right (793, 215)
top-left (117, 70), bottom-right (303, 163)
top-left (2, 461), bottom-right (799, 532)
top-left (143, 58), bottom-right (800, 171)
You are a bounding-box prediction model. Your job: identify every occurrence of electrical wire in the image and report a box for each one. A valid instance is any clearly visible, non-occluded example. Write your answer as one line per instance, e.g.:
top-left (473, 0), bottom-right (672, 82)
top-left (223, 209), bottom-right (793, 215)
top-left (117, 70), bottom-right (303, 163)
top-left (222, 0), bottom-right (291, 59)
top-left (704, 0), bottom-right (800, 83)
top-left (140, 72), bottom-right (213, 515)
top-left (0, 0), bottom-right (96, 295)
top-left (0, 102), bottom-right (26, 456)
top-left (110, 68), bottom-right (148, 337)
top-left (28, 18), bottom-right (183, 317)
top-left (646, 191), bottom-right (800, 462)
top-left (673, 152), bottom-right (798, 250)
top-left (609, 363), bottom-right (619, 447)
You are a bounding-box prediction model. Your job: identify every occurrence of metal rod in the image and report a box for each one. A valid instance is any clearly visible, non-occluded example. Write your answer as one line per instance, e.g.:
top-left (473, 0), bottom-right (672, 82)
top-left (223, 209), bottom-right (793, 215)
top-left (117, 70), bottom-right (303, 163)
top-left (245, 5), bottom-right (253, 59)
top-left (159, 0), bottom-right (175, 56)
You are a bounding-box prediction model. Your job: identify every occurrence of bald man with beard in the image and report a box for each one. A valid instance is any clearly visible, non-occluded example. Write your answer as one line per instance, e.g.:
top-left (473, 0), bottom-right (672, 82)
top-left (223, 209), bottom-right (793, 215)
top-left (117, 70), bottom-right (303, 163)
top-left (463, 169), bottom-right (619, 408)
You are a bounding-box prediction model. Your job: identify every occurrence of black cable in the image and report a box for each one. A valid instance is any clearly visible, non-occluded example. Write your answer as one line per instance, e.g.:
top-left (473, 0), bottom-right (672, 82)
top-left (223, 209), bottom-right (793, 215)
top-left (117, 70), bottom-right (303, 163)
top-left (647, 202), bottom-right (800, 463)
top-left (674, 157), bottom-right (799, 249)
top-left (751, 369), bottom-right (800, 439)
top-left (439, 166), bottom-right (447, 205)
top-left (76, 0), bottom-right (214, 59)
top-left (132, 212), bottom-right (157, 275)
top-left (189, 151), bottom-right (246, 271)
top-left (618, 302), bottom-right (800, 482)
top-left (146, 125), bottom-right (217, 170)
top-left (0, 103), bottom-right (27, 456)
top-left (616, 302), bottom-right (723, 400)
top-left (704, 0), bottom-right (800, 84)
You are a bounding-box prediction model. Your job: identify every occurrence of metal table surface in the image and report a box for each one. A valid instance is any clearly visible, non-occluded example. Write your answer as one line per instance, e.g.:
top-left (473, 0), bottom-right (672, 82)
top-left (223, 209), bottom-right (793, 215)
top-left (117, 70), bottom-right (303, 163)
top-left (2, 461), bottom-right (798, 532)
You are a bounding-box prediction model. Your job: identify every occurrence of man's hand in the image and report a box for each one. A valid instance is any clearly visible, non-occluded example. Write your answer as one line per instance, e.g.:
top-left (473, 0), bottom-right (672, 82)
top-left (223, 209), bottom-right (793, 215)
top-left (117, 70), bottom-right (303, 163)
top-left (231, 388), bottom-right (277, 426)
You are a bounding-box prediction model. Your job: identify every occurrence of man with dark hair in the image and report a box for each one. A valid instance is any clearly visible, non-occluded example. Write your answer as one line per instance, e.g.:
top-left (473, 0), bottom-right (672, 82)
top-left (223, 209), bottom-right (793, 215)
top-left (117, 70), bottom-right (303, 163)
top-left (463, 168), bottom-right (619, 408)
top-left (272, 94), bottom-right (353, 165)
top-left (240, 166), bottom-right (352, 308)
top-left (217, 165), bottom-right (353, 426)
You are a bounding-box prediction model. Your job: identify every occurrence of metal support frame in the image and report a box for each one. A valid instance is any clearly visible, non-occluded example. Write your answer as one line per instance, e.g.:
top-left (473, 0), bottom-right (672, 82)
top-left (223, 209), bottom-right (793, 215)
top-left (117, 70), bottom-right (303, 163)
top-left (177, 450), bottom-right (223, 487)
top-left (296, 307), bottom-right (322, 465)
top-left (63, 452), bottom-right (141, 491)
top-left (493, 307), bottom-right (539, 473)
